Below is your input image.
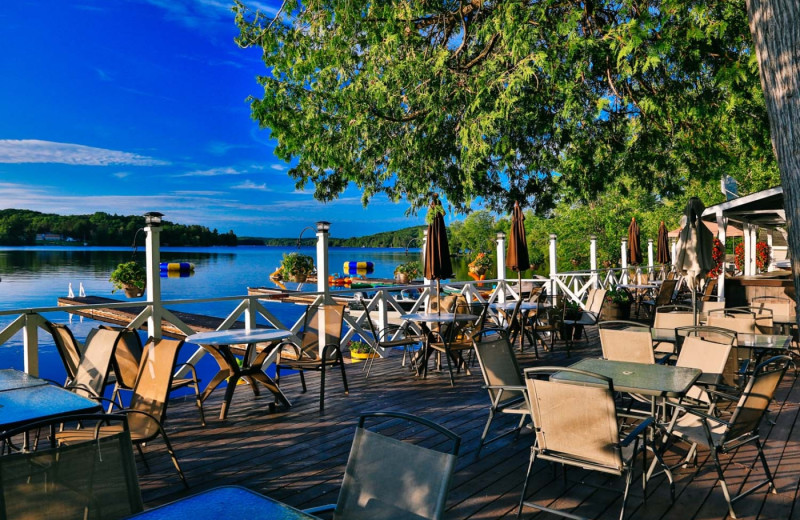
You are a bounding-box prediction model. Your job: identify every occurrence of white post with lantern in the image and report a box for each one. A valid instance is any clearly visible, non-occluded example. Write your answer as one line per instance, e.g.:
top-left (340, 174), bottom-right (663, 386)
top-left (647, 238), bottom-right (654, 277)
top-left (621, 238), bottom-right (628, 283)
top-left (590, 235), bottom-right (598, 289)
top-left (548, 234), bottom-right (558, 302)
top-left (144, 211), bottom-right (163, 339)
top-left (316, 221), bottom-right (331, 302)
top-left (496, 232), bottom-right (506, 302)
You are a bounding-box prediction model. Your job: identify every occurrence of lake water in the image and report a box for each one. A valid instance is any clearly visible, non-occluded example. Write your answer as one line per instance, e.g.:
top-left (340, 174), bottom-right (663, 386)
top-left (0, 245), bottom-right (477, 383)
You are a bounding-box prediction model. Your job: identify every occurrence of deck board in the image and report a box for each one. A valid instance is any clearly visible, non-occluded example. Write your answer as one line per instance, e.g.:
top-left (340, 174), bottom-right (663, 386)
top-left (129, 321), bottom-right (799, 520)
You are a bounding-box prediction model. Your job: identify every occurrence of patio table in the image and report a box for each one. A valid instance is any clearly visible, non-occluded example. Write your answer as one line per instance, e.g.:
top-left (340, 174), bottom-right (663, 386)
top-left (0, 369), bottom-right (102, 435)
top-left (490, 301), bottom-right (539, 350)
top-left (186, 328), bottom-right (293, 420)
top-left (401, 312), bottom-right (477, 377)
top-left (124, 485), bottom-right (317, 519)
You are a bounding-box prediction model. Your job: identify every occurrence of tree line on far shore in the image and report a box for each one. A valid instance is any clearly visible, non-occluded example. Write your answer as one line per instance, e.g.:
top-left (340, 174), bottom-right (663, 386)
top-left (0, 209), bottom-right (238, 247)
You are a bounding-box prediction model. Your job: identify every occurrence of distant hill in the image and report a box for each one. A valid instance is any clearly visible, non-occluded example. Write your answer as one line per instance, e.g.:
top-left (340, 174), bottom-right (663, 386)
top-left (240, 225), bottom-right (426, 248)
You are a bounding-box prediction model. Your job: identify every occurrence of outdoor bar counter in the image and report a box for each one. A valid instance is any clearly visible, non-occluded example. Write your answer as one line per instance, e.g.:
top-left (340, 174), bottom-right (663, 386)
top-left (724, 271), bottom-right (795, 306)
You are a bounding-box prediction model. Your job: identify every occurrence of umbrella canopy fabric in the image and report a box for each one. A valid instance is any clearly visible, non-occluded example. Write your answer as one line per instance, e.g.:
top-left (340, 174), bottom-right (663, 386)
top-left (424, 196), bottom-right (453, 281)
top-left (667, 221), bottom-right (744, 238)
top-left (627, 217), bottom-right (643, 265)
top-left (505, 202), bottom-right (530, 272)
top-left (675, 198), bottom-right (715, 290)
top-left (657, 221), bottom-right (671, 264)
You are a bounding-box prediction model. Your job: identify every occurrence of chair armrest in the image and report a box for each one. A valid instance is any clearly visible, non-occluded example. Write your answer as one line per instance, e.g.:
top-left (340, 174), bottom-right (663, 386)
top-left (483, 384), bottom-right (527, 392)
top-left (174, 362), bottom-right (200, 381)
top-left (302, 504), bottom-right (334, 516)
top-left (656, 353), bottom-right (676, 365)
top-left (277, 340), bottom-right (304, 361)
top-left (680, 406), bottom-right (731, 427)
top-left (619, 417), bottom-right (653, 448)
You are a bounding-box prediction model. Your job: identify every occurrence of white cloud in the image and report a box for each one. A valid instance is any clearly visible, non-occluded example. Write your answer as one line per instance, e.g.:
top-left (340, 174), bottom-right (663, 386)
top-left (139, 0), bottom-right (279, 30)
top-left (0, 140), bottom-right (169, 166)
top-left (270, 164), bottom-right (287, 171)
top-left (232, 180), bottom-right (268, 191)
top-left (180, 166), bottom-right (243, 177)
top-left (113, 172), bottom-right (131, 178)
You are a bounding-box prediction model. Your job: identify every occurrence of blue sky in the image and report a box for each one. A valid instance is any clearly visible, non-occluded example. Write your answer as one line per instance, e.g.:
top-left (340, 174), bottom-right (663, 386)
top-left (0, 1), bottom-right (427, 238)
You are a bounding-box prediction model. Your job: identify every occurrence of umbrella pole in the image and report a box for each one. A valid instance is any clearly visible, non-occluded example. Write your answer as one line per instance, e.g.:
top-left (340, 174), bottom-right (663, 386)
top-left (436, 279), bottom-right (441, 317)
top-left (692, 285), bottom-right (698, 326)
top-left (517, 271), bottom-right (523, 350)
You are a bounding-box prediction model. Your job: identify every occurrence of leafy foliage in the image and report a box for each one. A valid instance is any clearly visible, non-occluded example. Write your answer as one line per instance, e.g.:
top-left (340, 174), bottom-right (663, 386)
top-left (394, 260), bottom-right (421, 278)
top-left (235, 0), bottom-right (778, 214)
top-left (279, 252), bottom-right (315, 278)
top-left (109, 261), bottom-right (146, 293)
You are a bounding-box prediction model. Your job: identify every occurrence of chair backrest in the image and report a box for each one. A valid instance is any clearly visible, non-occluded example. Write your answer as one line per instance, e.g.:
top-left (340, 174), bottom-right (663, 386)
top-left (0, 418), bottom-right (143, 520)
top-left (300, 304), bottom-right (346, 360)
top-left (723, 356), bottom-right (792, 444)
top-left (654, 279), bottom-right (679, 307)
top-left (44, 322), bottom-right (83, 383)
top-left (707, 312), bottom-right (756, 335)
top-left (524, 367), bottom-right (623, 474)
top-left (101, 325), bottom-right (144, 391)
top-left (128, 337), bottom-right (184, 441)
top-left (473, 330), bottom-right (524, 407)
top-left (585, 288), bottom-right (607, 315)
top-left (676, 337), bottom-right (732, 403)
top-left (751, 297), bottom-right (795, 319)
top-left (653, 306), bottom-right (695, 330)
top-left (727, 306), bottom-right (775, 334)
top-left (333, 412), bottom-right (460, 520)
top-left (701, 278), bottom-right (718, 301)
top-left (598, 321), bottom-right (654, 364)
top-left (427, 294), bottom-right (457, 313)
top-left (676, 326), bottom-right (738, 387)
top-left (70, 328), bottom-right (122, 398)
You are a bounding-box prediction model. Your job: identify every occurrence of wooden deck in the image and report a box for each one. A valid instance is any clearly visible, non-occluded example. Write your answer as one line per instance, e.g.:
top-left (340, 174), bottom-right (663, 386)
top-left (136, 325), bottom-right (800, 520)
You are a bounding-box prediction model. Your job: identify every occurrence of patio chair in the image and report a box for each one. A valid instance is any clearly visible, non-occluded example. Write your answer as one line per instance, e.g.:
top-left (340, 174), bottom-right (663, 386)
top-left (726, 305), bottom-right (775, 334)
top-left (56, 337), bottom-right (189, 487)
top-left (0, 414), bottom-right (143, 520)
top-left (675, 326), bottom-right (740, 390)
top-left (472, 329), bottom-right (531, 458)
top-left (275, 303), bottom-right (348, 413)
top-left (303, 411), bottom-right (460, 520)
top-left (525, 291), bottom-right (560, 353)
top-left (598, 320), bottom-right (655, 364)
top-left (518, 367), bottom-right (654, 520)
top-left (67, 327), bottom-right (123, 399)
top-left (652, 305), bottom-right (695, 356)
top-left (659, 355), bottom-right (792, 518)
top-left (99, 325), bottom-right (204, 424)
top-left (707, 308), bottom-right (757, 335)
top-left (562, 288), bottom-right (607, 356)
top-left (43, 321), bottom-right (84, 386)
top-left (672, 336), bottom-right (733, 406)
top-left (641, 279), bottom-right (678, 319)
top-left (361, 304), bottom-right (421, 377)
top-left (427, 310), bottom-right (476, 386)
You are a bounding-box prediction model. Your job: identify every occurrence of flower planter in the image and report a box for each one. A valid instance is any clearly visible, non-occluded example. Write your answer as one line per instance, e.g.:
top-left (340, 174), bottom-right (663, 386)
top-left (290, 274), bottom-right (308, 283)
top-left (123, 284), bottom-right (145, 298)
top-left (350, 351), bottom-right (379, 360)
top-left (469, 267), bottom-right (487, 276)
top-left (601, 301), bottom-right (631, 320)
top-left (395, 273), bottom-right (409, 284)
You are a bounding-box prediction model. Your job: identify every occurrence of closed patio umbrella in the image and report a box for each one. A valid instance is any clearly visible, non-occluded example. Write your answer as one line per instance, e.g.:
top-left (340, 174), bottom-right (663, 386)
top-left (505, 201), bottom-right (530, 293)
top-left (627, 217), bottom-right (643, 265)
top-left (657, 221), bottom-right (671, 265)
top-left (675, 197), bottom-right (715, 324)
top-left (424, 195), bottom-right (453, 310)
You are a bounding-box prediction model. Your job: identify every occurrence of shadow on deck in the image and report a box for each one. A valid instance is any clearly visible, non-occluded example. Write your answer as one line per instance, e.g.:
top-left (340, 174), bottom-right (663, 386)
top-left (137, 324), bottom-right (800, 520)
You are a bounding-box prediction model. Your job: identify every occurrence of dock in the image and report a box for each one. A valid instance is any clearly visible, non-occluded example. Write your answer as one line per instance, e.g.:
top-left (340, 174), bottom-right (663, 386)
top-left (134, 324), bottom-right (800, 519)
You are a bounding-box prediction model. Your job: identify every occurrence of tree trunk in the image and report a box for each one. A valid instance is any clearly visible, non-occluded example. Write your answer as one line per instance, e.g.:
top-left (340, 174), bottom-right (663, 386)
top-left (746, 0), bottom-right (800, 322)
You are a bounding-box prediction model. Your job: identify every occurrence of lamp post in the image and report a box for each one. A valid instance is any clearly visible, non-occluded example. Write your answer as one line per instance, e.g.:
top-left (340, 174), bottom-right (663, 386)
top-left (316, 221), bottom-right (331, 301)
top-left (496, 232), bottom-right (506, 303)
top-left (144, 211), bottom-right (163, 339)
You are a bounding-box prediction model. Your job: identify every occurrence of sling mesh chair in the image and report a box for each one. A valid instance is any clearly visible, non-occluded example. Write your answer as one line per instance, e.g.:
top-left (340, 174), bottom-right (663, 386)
top-left (303, 411), bottom-right (460, 520)
top-left (426, 307), bottom-right (478, 386)
top-left (652, 305), bottom-right (695, 357)
top-left (361, 304), bottom-right (421, 377)
top-left (275, 303), bottom-right (349, 412)
top-left (56, 338), bottom-right (190, 487)
top-left (641, 279), bottom-right (679, 321)
top-left (0, 414), bottom-right (143, 520)
top-left (598, 321), bottom-right (656, 364)
top-left (525, 291), bottom-right (561, 353)
top-left (67, 328), bottom-right (123, 399)
top-left (561, 288), bottom-right (607, 356)
top-left (676, 326), bottom-right (740, 390)
top-left (659, 355), bottom-right (793, 518)
top-left (472, 329), bottom-right (531, 458)
top-left (98, 325), bottom-right (204, 424)
top-left (518, 367), bottom-right (655, 520)
top-left (43, 321), bottom-right (84, 386)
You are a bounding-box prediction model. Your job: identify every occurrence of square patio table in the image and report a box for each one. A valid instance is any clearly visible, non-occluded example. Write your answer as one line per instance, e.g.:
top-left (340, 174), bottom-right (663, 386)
top-left (401, 312), bottom-right (477, 377)
top-left (0, 370), bottom-right (102, 434)
top-left (186, 329), bottom-right (294, 420)
top-left (552, 358), bottom-right (701, 398)
top-left (124, 485), bottom-right (317, 519)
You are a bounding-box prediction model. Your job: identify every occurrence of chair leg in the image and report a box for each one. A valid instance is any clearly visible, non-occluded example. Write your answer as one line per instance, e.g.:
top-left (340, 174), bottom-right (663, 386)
top-left (477, 408), bottom-right (496, 459)
top-left (135, 443), bottom-right (150, 471)
top-left (517, 448), bottom-right (538, 520)
top-left (193, 380), bottom-right (205, 427)
top-left (337, 350), bottom-right (349, 394)
top-left (710, 448), bottom-right (737, 519)
top-left (756, 438), bottom-right (777, 494)
top-left (319, 362), bottom-right (326, 413)
top-left (299, 369), bottom-right (307, 393)
top-left (619, 461), bottom-right (635, 520)
top-left (157, 426), bottom-right (189, 488)
top-left (443, 347), bottom-right (456, 387)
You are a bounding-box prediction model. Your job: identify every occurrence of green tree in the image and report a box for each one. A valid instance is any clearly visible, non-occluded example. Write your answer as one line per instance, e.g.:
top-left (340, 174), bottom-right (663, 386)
top-left (235, 0), bottom-right (778, 214)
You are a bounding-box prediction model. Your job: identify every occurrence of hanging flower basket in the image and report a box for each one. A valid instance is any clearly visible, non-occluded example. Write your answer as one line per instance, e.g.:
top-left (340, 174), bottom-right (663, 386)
top-left (123, 284), bottom-right (145, 298)
top-left (734, 241), bottom-right (771, 273)
top-left (708, 238), bottom-right (725, 279)
top-left (468, 252), bottom-right (492, 275)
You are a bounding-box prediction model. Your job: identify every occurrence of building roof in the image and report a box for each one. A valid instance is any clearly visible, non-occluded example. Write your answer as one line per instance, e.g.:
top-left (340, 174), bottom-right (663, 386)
top-left (701, 186), bottom-right (785, 228)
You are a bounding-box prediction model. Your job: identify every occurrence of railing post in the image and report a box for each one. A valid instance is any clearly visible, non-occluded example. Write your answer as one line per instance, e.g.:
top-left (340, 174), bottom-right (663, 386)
top-left (422, 229), bottom-right (429, 286)
top-left (549, 234), bottom-right (558, 301)
top-left (647, 238), bottom-right (654, 277)
top-left (316, 221), bottom-right (331, 302)
top-left (23, 313), bottom-right (39, 376)
top-left (145, 221), bottom-right (162, 339)
top-left (716, 213), bottom-right (727, 301)
top-left (590, 235), bottom-right (598, 289)
top-left (621, 238), bottom-right (628, 283)
top-left (767, 229), bottom-right (774, 272)
top-left (671, 238), bottom-right (677, 269)
top-left (496, 232), bottom-right (506, 302)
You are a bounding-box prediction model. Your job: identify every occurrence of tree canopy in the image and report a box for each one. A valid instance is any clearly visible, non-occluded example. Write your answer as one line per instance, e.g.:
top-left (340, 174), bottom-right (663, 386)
top-left (235, 0), bottom-right (778, 215)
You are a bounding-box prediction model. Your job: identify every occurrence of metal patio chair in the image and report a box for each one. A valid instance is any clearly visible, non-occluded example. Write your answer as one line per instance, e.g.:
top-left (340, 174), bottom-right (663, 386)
top-left (361, 304), bottom-right (421, 377)
top-left (43, 321), bottom-right (84, 386)
top-left (598, 320), bottom-right (655, 364)
top-left (67, 327), bottom-right (123, 399)
top-left (652, 305), bottom-right (695, 356)
top-left (562, 288), bottom-right (607, 356)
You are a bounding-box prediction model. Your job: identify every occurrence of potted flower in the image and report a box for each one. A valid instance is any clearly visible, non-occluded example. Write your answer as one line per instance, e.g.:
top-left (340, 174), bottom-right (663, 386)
top-left (348, 339), bottom-right (378, 360)
top-left (602, 287), bottom-right (632, 320)
top-left (468, 252), bottom-right (493, 275)
top-left (558, 299), bottom-right (583, 340)
top-left (280, 252), bottom-right (315, 282)
top-left (394, 261), bottom-right (421, 284)
top-left (109, 261), bottom-right (147, 298)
